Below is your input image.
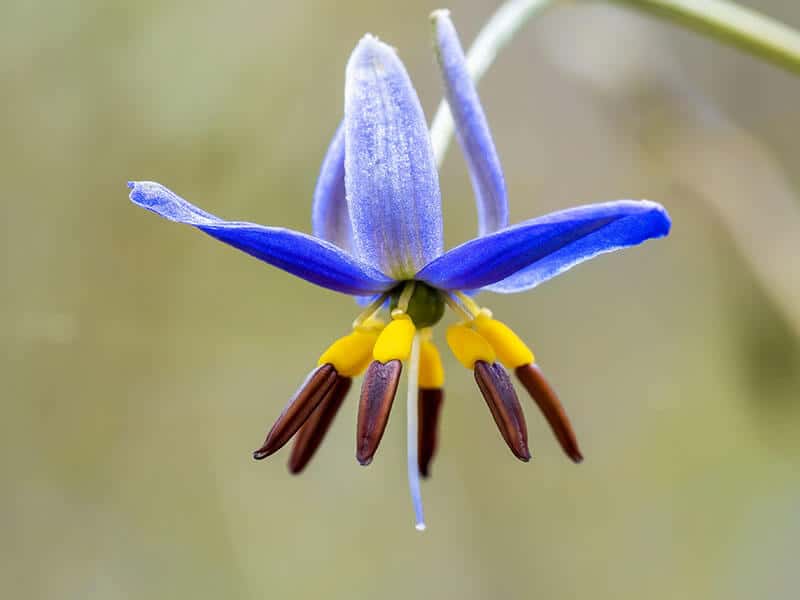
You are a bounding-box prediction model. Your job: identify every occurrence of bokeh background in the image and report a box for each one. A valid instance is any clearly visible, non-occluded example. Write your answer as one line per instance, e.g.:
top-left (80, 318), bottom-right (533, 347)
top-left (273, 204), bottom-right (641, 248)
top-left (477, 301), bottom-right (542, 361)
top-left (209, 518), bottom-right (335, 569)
top-left (3, 1), bottom-right (800, 598)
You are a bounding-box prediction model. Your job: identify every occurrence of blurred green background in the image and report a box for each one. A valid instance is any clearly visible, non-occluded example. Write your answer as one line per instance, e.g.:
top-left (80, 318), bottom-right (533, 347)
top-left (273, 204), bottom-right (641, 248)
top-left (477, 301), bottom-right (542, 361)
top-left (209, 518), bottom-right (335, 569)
top-left (3, 1), bottom-right (800, 598)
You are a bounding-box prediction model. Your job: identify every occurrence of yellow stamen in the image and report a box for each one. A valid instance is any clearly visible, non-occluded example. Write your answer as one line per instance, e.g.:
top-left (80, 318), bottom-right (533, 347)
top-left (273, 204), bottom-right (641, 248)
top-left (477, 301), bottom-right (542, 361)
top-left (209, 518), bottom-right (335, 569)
top-left (318, 326), bottom-right (382, 376)
top-left (446, 323), bottom-right (496, 369)
top-left (418, 337), bottom-right (444, 388)
top-left (454, 291), bottom-right (482, 317)
top-left (443, 293), bottom-right (474, 321)
top-left (473, 312), bottom-right (535, 368)
top-left (397, 281), bottom-right (417, 313)
top-left (352, 293), bottom-right (390, 328)
top-left (373, 313), bottom-right (416, 362)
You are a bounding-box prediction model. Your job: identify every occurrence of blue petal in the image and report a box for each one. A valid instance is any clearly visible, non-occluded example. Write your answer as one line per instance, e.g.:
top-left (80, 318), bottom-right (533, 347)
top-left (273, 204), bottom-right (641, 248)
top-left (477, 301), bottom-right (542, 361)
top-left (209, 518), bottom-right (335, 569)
top-left (416, 200), bottom-right (671, 291)
top-left (344, 35), bottom-right (443, 279)
top-left (311, 121), bottom-right (353, 250)
top-left (432, 10), bottom-right (508, 235)
top-left (128, 181), bottom-right (395, 295)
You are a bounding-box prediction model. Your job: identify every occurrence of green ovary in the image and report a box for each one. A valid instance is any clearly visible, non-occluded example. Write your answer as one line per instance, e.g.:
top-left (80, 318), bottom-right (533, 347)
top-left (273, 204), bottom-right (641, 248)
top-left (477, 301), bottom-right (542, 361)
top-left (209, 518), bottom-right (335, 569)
top-left (390, 281), bottom-right (446, 328)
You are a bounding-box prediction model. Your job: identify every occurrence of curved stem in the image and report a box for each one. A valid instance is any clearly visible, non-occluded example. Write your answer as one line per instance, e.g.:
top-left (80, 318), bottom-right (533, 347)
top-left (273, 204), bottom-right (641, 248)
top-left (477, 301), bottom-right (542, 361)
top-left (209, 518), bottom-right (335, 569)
top-left (431, 0), bottom-right (800, 167)
top-left (608, 0), bottom-right (800, 75)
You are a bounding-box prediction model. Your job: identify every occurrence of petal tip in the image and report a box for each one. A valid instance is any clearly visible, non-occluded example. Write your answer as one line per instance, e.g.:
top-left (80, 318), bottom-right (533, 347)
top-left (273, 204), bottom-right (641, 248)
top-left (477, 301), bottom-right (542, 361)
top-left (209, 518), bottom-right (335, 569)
top-left (353, 33), bottom-right (392, 59)
top-left (638, 200), bottom-right (672, 237)
top-left (430, 8), bottom-right (450, 23)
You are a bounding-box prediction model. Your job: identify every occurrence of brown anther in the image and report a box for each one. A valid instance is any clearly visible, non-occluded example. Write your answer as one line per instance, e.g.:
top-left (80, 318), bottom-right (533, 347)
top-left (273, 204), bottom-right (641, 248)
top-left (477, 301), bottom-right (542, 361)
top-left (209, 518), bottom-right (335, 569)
top-left (356, 360), bottom-right (402, 465)
top-left (474, 360), bottom-right (531, 461)
top-left (253, 363), bottom-right (338, 460)
top-left (287, 376), bottom-right (352, 474)
top-left (515, 363), bottom-right (583, 463)
top-left (417, 388), bottom-right (444, 478)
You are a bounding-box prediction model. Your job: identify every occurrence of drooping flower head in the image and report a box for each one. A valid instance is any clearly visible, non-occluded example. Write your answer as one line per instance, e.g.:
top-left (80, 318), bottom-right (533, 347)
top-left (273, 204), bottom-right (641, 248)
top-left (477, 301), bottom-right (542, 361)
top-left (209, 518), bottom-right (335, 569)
top-left (128, 11), bottom-right (670, 530)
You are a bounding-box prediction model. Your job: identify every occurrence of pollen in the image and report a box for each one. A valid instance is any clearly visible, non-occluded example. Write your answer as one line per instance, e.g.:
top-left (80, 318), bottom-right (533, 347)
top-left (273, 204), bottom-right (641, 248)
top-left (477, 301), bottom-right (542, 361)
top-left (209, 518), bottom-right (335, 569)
top-left (472, 312), bottom-right (534, 368)
top-left (446, 323), bottom-right (496, 369)
top-left (373, 313), bottom-right (416, 362)
top-left (318, 326), bottom-right (381, 377)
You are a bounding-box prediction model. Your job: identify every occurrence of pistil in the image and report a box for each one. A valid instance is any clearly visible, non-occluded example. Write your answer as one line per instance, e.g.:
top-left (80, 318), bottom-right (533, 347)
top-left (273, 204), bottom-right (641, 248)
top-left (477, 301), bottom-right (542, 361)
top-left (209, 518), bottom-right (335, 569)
top-left (405, 333), bottom-right (426, 531)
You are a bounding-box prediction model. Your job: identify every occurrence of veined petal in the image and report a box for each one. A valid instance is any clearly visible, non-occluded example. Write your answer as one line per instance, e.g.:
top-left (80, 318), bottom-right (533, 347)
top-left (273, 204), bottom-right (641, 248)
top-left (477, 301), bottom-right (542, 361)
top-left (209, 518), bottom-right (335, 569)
top-left (129, 181), bottom-right (394, 295)
top-left (345, 35), bottom-right (443, 278)
top-left (432, 10), bottom-right (508, 235)
top-left (311, 121), bottom-right (353, 250)
top-left (416, 200), bottom-right (671, 291)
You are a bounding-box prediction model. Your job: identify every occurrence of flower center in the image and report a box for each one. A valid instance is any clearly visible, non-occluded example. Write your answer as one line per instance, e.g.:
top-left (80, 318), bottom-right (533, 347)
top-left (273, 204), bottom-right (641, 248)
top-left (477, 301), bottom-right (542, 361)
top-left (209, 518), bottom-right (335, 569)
top-left (389, 281), bottom-right (445, 328)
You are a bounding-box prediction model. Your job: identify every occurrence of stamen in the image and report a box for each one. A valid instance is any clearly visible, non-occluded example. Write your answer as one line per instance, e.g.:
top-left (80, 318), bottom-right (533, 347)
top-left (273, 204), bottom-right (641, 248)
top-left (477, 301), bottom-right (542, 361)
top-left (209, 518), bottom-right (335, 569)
top-left (352, 292), bottom-right (390, 328)
top-left (417, 329), bottom-right (444, 478)
top-left (288, 376), bottom-right (352, 474)
top-left (472, 313), bottom-right (534, 368)
top-left (515, 363), bottom-right (583, 463)
top-left (406, 334), bottom-right (426, 531)
top-left (318, 328), bottom-right (381, 377)
top-left (417, 388), bottom-right (443, 478)
top-left (454, 291), bottom-right (482, 317)
top-left (254, 364), bottom-right (338, 460)
top-left (473, 360), bottom-right (531, 461)
top-left (446, 323), bottom-right (496, 369)
top-left (396, 281), bottom-right (417, 313)
top-left (443, 293), bottom-right (474, 322)
top-left (356, 360), bottom-right (402, 465)
top-left (373, 313), bottom-right (416, 363)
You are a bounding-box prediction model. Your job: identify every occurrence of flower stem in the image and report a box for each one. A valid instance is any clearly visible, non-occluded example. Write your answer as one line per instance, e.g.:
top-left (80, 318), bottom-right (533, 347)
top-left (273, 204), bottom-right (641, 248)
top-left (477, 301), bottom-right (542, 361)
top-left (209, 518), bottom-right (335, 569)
top-left (431, 0), bottom-right (800, 167)
top-left (406, 333), bottom-right (426, 531)
top-left (608, 0), bottom-right (800, 76)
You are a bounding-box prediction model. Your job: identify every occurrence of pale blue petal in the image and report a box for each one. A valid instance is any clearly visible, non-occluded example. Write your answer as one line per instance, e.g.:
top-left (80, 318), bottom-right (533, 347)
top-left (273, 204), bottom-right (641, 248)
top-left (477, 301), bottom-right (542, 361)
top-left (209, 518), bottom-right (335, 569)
top-left (416, 200), bottom-right (671, 291)
top-left (129, 181), bottom-right (395, 295)
top-left (345, 35), bottom-right (443, 278)
top-left (432, 10), bottom-right (508, 235)
top-left (311, 121), bottom-right (353, 250)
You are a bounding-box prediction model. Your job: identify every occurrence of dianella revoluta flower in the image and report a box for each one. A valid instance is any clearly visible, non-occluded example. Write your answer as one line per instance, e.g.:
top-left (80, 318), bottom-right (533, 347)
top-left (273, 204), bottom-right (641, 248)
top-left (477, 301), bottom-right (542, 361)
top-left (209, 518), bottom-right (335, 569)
top-left (128, 10), bottom-right (671, 530)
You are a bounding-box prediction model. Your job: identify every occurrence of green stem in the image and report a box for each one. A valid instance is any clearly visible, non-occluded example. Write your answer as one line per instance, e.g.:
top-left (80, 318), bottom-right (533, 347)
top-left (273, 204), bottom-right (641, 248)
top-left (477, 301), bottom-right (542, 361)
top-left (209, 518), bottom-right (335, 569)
top-left (431, 0), bottom-right (800, 166)
top-left (607, 0), bottom-right (800, 75)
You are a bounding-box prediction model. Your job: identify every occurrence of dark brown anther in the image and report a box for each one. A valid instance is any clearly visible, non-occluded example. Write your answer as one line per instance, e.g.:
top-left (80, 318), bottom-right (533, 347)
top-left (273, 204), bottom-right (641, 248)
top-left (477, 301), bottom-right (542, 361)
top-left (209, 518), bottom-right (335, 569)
top-left (253, 363), bottom-right (338, 460)
top-left (515, 363), bottom-right (583, 463)
top-left (474, 360), bottom-right (531, 461)
top-left (356, 360), bottom-right (402, 466)
top-left (417, 388), bottom-right (444, 478)
top-left (287, 376), bottom-right (352, 475)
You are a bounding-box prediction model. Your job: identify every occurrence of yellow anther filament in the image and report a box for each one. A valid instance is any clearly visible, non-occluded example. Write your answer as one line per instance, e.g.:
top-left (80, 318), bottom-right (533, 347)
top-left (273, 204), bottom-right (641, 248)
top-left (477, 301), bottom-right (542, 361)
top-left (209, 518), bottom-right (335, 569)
top-left (443, 294), bottom-right (474, 321)
top-left (373, 313), bottom-right (416, 363)
top-left (318, 328), bottom-right (381, 376)
top-left (352, 293), bottom-right (390, 328)
top-left (446, 323), bottom-right (496, 369)
top-left (397, 281), bottom-right (417, 313)
top-left (418, 340), bottom-right (444, 388)
top-left (454, 291), bottom-right (482, 317)
top-left (472, 313), bottom-right (534, 368)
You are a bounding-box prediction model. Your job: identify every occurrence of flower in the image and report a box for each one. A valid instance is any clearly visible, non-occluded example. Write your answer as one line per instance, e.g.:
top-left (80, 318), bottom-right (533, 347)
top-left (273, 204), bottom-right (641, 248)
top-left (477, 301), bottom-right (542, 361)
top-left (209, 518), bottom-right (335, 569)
top-left (128, 11), bottom-right (670, 530)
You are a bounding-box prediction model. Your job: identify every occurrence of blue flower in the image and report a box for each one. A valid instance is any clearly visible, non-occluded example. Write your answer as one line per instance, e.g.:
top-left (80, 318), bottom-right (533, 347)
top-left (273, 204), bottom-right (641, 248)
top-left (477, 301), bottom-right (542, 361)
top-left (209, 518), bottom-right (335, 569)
top-left (129, 12), bottom-right (670, 530)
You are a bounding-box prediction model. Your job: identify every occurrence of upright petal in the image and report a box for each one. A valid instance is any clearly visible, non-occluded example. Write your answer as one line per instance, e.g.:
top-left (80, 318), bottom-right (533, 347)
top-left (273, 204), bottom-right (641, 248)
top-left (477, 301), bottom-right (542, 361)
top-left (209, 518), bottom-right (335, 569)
top-left (432, 10), bottom-right (508, 235)
top-left (345, 35), bottom-right (443, 278)
top-left (129, 181), bottom-right (394, 295)
top-left (311, 121), bottom-right (353, 250)
top-left (416, 200), bottom-right (671, 291)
